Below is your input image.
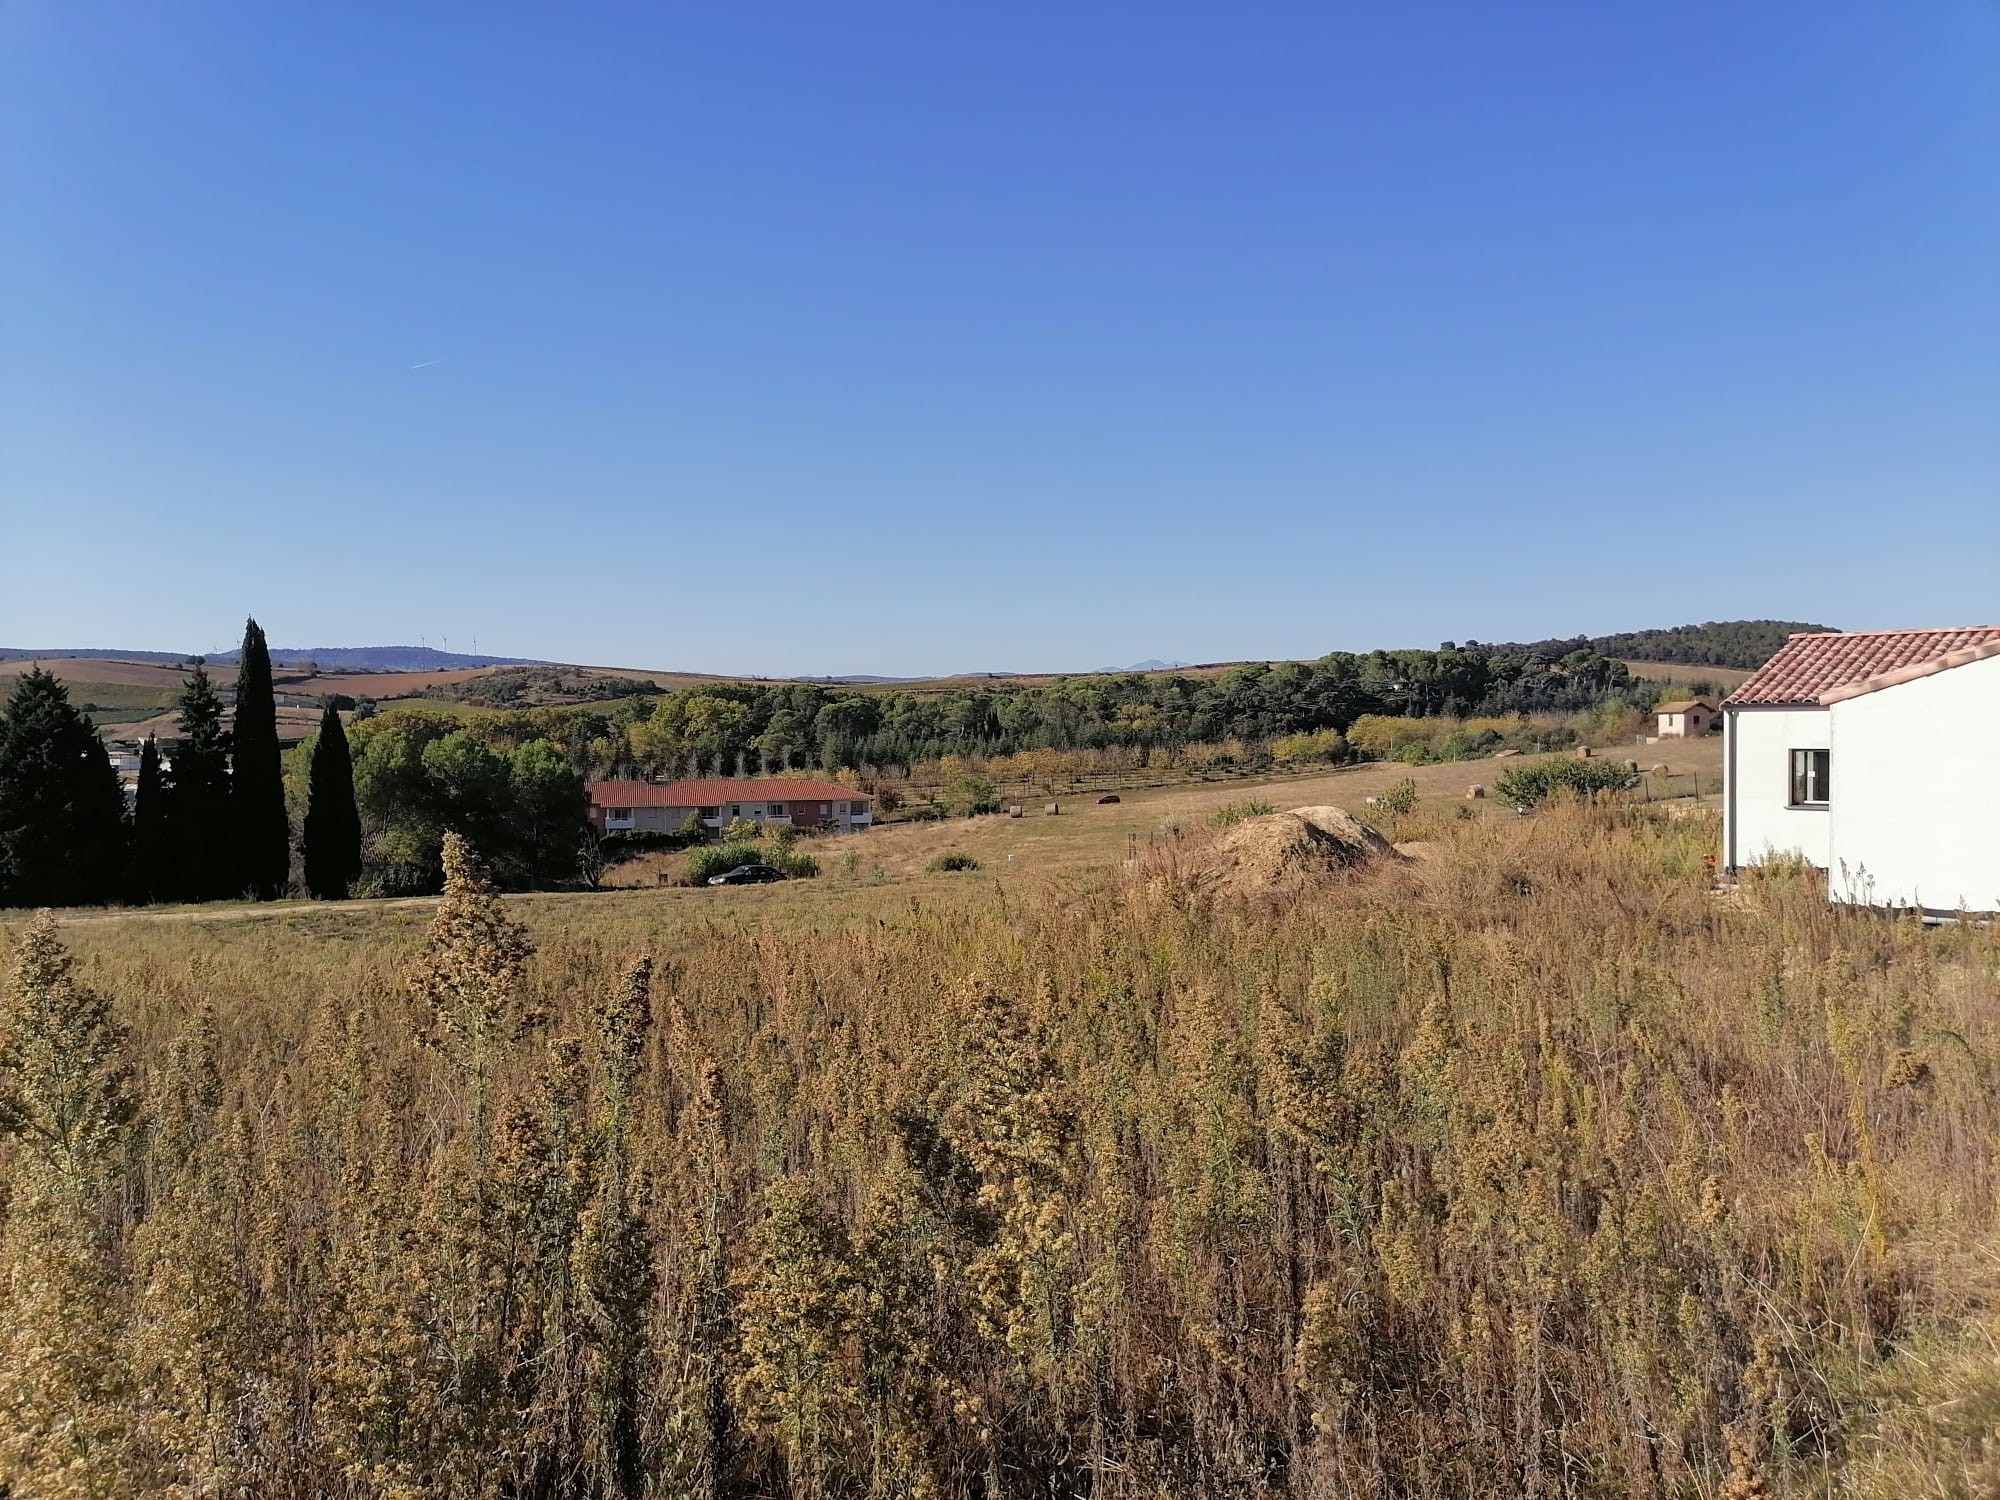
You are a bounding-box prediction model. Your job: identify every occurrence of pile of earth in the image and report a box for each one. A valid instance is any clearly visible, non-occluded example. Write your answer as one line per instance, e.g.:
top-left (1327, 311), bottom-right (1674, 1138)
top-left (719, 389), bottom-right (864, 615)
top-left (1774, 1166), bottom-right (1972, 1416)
top-left (1176, 804), bottom-right (1399, 897)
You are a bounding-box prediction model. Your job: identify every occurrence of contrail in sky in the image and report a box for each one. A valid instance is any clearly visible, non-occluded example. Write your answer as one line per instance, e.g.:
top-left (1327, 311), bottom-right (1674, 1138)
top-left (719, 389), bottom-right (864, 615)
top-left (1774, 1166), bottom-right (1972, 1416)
top-left (409, 358), bottom-right (444, 370)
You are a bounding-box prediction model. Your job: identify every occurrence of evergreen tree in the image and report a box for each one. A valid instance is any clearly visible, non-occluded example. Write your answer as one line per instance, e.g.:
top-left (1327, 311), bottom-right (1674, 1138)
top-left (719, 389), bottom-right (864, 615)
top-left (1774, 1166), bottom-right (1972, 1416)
top-left (302, 704), bottom-right (362, 900)
top-left (0, 669), bottom-right (128, 908)
top-left (168, 661), bottom-right (237, 902)
top-left (232, 618), bottom-right (290, 899)
top-left (73, 735), bottom-right (127, 904)
top-left (128, 736), bottom-right (172, 904)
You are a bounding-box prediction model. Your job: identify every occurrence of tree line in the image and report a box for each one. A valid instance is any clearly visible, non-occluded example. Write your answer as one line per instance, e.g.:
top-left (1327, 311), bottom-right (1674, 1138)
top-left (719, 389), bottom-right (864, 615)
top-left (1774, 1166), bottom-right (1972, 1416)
top-left (1, 620), bottom-right (373, 908)
top-left (1482, 618), bottom-right (1828, 671)
top-left (410, 644), bottom-right (1656, 785)
top-left (1, 632), bottom-right (1668, 907)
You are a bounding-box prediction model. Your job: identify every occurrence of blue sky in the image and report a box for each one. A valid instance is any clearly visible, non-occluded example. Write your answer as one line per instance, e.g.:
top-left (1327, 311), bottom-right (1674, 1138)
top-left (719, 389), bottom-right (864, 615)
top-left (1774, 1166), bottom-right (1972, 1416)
top-left (3, 2), bottom-right (1995, 675)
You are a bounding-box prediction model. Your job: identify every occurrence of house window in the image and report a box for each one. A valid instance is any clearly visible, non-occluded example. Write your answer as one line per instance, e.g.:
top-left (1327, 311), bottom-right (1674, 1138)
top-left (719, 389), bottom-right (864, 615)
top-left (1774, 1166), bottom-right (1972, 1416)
top-left (610, 807), bottom-right (632, 820)
top-left (1789, 749), bottom-right (1830, 807)
top-left (768, 802), bottom-right (785, 815)
top-left (730, 805), bottom-right (741, 817)
top-left (700, 806), bottom-right (719, 818)
top-left (818, 802), bottom-right (829, 815)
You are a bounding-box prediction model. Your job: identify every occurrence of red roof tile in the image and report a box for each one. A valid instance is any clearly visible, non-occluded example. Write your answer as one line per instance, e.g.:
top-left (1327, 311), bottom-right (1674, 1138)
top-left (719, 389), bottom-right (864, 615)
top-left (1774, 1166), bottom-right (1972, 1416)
top-left (1726, 627), bottom-right (2000, 707)
top-left (588, 778), bottom-right (871, 808)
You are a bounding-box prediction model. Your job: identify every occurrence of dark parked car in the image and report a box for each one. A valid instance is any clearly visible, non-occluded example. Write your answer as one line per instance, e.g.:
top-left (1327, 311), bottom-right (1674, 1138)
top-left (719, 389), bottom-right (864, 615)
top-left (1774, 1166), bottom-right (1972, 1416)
top-left (1096, 794), bottom-right (1121, 804)
top-left (706, 863), bottom-right (786, 886)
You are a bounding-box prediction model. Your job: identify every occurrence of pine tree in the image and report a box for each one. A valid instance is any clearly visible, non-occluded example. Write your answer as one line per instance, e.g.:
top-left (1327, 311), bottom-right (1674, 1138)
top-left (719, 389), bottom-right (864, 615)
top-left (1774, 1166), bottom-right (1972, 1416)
top-left (232, 618), bottom-right (290, 899)
top-left (128, 735), bottom-right (172, 903)
top-left (302, 703), bottom-right (363, 899)
top-left (0, 668), bottom-right (128, 908)
top-left (168, 660), bottom-right (237, 902)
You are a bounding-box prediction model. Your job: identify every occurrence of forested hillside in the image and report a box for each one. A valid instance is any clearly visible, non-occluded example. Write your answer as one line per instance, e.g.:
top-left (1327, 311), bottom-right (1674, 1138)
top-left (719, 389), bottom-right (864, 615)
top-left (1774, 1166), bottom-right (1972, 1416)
top-left (1485, 620), bottom-right (1831, 670)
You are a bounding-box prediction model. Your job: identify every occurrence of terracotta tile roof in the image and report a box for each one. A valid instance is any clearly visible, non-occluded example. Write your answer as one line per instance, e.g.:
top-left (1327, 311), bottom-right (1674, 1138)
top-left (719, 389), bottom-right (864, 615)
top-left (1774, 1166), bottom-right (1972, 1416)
top-left (1726, 627), bottom-right (2000, 707)
top-left (588, 778), bottom-right (871, 808)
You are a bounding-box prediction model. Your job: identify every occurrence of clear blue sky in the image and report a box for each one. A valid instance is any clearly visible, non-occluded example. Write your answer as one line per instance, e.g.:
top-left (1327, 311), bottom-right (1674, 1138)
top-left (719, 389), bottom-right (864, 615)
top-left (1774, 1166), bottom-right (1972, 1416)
top-left (3, 2), bottom-right (1995, 675)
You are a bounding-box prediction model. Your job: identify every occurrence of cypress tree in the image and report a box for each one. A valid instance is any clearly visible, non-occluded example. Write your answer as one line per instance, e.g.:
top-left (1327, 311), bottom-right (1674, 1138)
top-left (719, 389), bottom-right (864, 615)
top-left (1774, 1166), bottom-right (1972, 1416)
top-left (0, 668), bottom-right (128, 908)
top-left (168, 661), bottom-right (236, 902)
top-left (73, 736), bottom-right (128, 904)
top-left (128, 736), bottom-right (172, 904)
top-left (302, 704), bottom-right (362, 900)
top-left (232, 619), bottom-right (290, 900)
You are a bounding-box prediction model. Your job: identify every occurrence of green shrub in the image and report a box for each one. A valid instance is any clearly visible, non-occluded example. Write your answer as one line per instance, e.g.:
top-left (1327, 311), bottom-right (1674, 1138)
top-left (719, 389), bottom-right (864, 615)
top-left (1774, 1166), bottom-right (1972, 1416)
top-left (941, 775), bottom-right (1000, 818)
top-left (1209, 800), bottom-right (1276, 829)
top-left (770, 848), bottom-right (819, 878)
top-left (684, 842), bottom-right (766, 884)
top-left (1271, 729), bottom-right (1347, 766)
top-left (685, 841), bottom-right (820, 883)
top-left (1376, 778), bottom-right (1419, 816)
top-left (1494, 758), bottom-right (1636, 808)
top-left (926, 853), bottom-right (980, 873)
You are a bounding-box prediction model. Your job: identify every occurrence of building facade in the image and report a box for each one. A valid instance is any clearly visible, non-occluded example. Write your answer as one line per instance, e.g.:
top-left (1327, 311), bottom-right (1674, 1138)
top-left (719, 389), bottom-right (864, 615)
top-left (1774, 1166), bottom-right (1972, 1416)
top-left (1722, 627), bottom-right (2000, 912)
top-left (1653, 699), bottom-right (1716, 738)
top-left (588, 778), bottom-right (874, 836)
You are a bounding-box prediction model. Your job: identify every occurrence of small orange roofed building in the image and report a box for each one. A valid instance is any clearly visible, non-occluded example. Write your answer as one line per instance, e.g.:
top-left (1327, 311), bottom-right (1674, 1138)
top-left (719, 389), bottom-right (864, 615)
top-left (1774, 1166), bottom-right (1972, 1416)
top-left (1653, 699), bottom-right (1716, 738)
top-left (587, 778), bottom-right (873, 836)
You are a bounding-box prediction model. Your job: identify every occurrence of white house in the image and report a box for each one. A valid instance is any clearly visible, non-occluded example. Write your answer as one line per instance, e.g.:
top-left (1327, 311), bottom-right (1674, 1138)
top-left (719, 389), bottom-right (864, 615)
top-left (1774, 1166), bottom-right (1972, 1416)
top-left (587, 778), bottom-right (874, 836)
top-left (1722, 626), bottom-right (2000, 913)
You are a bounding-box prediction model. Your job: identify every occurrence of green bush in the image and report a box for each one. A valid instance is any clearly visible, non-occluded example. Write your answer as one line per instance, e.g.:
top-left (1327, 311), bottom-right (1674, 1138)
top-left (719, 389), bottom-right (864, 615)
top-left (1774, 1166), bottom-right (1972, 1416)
top-left (685, 841), bottom-right (820, 883)
top-left (926, 853), bottom-right (980, 873)
top-left (1494, 758), bottom-right (1636, 808)
top-left (770, 848), bottom-right (819, 878)
top-left (1376, 778), bottom-right (1420, 816)
top-left (1209, 800), bottom-right (1275, 829)
top-left (684, 842), bottom-right (765, 884)
top-left (941, 775), bottom-right (1000, 818)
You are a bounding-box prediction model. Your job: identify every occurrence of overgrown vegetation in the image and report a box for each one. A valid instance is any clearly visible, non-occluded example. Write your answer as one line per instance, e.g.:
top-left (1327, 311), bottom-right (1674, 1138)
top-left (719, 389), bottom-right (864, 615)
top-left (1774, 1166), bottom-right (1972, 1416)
top-left (0, 802), bottom-right (1991, 1495)
top-left (1494, 756), bottom-right (1640, 806)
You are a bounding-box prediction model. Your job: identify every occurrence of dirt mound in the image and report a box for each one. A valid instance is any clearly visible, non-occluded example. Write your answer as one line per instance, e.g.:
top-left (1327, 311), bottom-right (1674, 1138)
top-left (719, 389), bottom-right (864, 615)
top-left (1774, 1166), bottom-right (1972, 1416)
top-left (1180, 804), bottom-right (1397, 897)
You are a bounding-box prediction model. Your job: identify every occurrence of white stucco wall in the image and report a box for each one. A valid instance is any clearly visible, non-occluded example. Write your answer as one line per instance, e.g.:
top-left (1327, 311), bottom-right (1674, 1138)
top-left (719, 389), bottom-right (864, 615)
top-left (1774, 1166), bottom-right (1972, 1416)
top-left (1725, 706), bottom-right (1831, 869)
top-left (1826, 653), bottom-right (2000, 912)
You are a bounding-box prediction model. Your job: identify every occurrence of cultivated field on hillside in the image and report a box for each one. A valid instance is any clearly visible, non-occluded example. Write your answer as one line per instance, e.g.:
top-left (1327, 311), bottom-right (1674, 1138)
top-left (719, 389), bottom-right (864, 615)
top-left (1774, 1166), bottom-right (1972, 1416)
top-left (1625, 660), bottom-right (1753, 693)
top-left (3, 748), bottom-right (1990, 1497)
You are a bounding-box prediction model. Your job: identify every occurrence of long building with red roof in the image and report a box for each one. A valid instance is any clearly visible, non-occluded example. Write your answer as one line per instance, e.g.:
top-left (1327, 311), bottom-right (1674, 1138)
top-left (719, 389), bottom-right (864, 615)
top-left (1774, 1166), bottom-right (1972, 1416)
top-left (587, 778), bottom-right (874, 836)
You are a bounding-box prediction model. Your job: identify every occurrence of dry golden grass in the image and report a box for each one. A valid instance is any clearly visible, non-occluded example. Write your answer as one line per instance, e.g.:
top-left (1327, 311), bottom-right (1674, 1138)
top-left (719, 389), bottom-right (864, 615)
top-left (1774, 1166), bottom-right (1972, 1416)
top-left (0, 766), bottom-right (1988, 1498)
top-left (1625, 660), bottom-right (1754, 692)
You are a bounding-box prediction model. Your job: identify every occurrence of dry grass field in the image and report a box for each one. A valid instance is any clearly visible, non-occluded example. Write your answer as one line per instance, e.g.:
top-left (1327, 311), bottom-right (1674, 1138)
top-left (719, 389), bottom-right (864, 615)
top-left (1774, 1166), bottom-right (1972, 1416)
top-left (1624, 660), bottom-right (1754, 693)
top-left (2, 740), bottom-right (1994, 1497)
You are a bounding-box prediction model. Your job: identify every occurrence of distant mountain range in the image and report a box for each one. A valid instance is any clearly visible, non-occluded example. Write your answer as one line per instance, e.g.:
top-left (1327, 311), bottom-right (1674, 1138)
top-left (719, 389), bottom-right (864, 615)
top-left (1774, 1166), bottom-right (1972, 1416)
top-left (0, 646), bottom-right (546, 671)
top-left (1102, 658), bottom-right (1192, 673)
